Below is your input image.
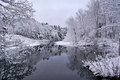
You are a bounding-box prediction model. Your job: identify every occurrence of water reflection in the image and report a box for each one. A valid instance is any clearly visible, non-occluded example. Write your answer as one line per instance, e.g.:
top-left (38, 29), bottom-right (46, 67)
top-left (0, 59), bottom-right (35, 80)
top-left (0, 43), bottom-right (114, 80)
top-left (0, 43), bottom-right (67, 80)
top-left (66, 46), bottom-right (105, 80)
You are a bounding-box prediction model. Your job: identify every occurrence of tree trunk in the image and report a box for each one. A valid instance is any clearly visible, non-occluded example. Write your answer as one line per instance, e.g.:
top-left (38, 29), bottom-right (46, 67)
top-left (73, 28), bottom-right (77, 44)
top-left (119, 39), bottom-right (120, 56)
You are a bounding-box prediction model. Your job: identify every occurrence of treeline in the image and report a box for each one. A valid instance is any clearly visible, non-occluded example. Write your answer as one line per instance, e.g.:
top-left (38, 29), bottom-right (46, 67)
top-left (9, 18), bottom-right (67, 41)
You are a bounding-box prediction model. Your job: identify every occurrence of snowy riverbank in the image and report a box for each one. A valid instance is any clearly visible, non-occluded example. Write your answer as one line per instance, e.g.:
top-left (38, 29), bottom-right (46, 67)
top-left (0, 34), bottom-right (50, 63)
top-left (4, 34), bottom-right (50, 50)
top-left (55, 41), bottom-right (94, 47)
top-left (55, 39), bottom-right (118, 47)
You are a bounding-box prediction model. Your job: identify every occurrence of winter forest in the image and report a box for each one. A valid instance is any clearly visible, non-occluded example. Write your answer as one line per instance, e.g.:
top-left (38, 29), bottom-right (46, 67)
top-left (0, 0), bottom-right (120, 80)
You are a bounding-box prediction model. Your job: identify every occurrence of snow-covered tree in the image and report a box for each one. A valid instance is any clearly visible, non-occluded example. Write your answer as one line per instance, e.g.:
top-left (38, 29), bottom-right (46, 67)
top-left (64, 0), bottom-right (120, 44)
top-left (76, 9), bottom-right (87, 40)
top-left (0, 0), bottom-right (34, 26)
top-left (65, 18), bottom-right (79, 44)
top-left (0, 0), bottom-right (34, 50)
top-left (98, 0), bottom-right (120, 40)
top-left (86, 0), bottom-right (100, 38)
top-left (64, 0), bottom-right (100, 44)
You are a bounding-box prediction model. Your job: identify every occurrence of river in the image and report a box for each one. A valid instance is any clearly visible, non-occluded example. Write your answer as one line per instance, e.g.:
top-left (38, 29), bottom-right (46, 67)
top-left (0, 42), bottom-right (112, 80)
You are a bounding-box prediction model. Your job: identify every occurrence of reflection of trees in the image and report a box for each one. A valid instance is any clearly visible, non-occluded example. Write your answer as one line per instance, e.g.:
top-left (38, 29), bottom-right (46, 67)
top-left (0, 43), bottom-right (67, 80)
top-left (20, 42), bottom-right (67, 65)
top-left (66, 46), bottom-right (109, 80)
top-left (0, 59), bottom-right (35, 80)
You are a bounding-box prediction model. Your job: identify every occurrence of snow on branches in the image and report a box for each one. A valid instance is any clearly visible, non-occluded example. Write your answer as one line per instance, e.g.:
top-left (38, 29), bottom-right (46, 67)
top-left (0, 0), bottom-right (34, 26)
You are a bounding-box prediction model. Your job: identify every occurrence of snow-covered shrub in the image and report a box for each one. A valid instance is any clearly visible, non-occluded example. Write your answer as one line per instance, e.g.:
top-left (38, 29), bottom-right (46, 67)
top-left (84, 57), bottom-right (120, 78)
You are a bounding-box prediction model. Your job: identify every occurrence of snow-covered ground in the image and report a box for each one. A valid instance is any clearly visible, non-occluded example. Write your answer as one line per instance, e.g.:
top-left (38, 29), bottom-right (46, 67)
top-left (55, 38), bottom-right (118, 48)
top-left (5, 34), bottom-right (50, 50)
top-left (83, 56), bottom-right (120, 78)
top-left (55, 41), bottom-right (76, 47)
top-left (55, 41), bottom-right (94, 47)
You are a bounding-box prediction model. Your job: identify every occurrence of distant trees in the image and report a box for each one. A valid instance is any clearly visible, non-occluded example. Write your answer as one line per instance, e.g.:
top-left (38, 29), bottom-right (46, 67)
top-left (12, 18), bottom-right (66, 41)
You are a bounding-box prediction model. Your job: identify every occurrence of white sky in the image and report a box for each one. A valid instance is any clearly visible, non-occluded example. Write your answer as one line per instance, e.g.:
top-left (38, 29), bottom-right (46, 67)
top-left (29, 0), bottom-right (90, 27)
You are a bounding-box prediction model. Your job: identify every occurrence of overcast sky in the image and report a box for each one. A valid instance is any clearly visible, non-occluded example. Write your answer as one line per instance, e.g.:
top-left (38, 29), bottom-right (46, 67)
top-left (29, 0), bottom-right (90, 27)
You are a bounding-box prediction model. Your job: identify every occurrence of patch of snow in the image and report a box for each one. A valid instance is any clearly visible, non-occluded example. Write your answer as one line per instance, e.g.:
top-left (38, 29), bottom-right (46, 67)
top-left (55, 40), bottom-right (94, 47)
top-left (55, 41), bottom-right (77, 47)
top-left (78, 40), bottom-right (94, 46)
top-left (5, 34), bottom-right (50, 50)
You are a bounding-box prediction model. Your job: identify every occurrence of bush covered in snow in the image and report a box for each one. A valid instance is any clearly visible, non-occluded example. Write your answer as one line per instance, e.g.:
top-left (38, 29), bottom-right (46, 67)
top-left (84, 57), bottom-right (120, 78)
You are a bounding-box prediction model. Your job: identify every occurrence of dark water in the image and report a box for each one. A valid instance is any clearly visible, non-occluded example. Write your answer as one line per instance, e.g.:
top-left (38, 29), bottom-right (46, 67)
top-left (0, 43), bottom-right (111, 80)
